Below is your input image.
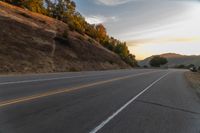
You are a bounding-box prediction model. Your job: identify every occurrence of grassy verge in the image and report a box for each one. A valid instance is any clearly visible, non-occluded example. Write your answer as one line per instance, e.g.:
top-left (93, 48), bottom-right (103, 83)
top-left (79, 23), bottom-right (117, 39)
top-left (185, 72), bottom-right (200, 97)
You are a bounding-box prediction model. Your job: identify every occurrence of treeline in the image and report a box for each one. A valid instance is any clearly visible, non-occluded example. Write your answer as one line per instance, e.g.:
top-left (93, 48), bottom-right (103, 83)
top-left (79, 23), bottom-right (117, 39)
top-left (2, 0), bottom-right (138, 67)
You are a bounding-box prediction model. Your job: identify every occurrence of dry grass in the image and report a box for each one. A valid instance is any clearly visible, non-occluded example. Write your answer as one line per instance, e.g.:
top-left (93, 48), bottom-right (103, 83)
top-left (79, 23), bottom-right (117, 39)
top-left (0, 1), bottom-right (65, 30)
top-left (185, 72), bottom-right (200, 96)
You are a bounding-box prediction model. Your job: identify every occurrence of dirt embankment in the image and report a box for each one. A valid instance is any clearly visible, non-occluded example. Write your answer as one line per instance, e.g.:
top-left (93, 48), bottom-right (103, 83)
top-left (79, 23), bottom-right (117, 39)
top-left (185, 72), bottom-right (200, 97)
top-left (0, 1), bottom-right (130, 74)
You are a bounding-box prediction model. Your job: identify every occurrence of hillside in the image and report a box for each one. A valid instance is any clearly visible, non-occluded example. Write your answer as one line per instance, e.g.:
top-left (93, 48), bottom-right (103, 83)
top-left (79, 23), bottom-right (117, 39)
top-left (139, 53), bottom-right (200, 67)
top-left (0, 1), bottom-right (131, 74)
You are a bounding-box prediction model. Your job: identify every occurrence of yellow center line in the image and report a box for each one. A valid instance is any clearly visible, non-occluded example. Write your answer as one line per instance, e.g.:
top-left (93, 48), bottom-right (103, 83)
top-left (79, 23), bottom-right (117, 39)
top-left (0, 70), bottom-right (163, 108)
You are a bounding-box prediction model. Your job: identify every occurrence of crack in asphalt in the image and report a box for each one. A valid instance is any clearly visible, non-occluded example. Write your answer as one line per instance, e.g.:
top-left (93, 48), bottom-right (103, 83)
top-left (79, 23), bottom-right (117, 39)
top-left (136, 100), bottom-right (200, 115)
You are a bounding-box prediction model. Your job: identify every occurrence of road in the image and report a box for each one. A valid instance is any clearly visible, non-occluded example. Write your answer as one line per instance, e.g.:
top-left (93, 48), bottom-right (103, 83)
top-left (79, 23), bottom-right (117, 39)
top-left (0, 69), bottom-right (200, 133)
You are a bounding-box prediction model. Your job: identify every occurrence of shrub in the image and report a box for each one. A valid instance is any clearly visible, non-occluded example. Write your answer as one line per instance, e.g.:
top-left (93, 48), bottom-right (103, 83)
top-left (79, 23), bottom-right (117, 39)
top-left (143, 65), bottom-right (148, 68)
top-left (88, 38), bottom-right (94, 44)
top-left (150, 56), bottom-right (168, 67)
top-left (63, 30), bottom-right (69, 39)
top-left (77, 35), bottom-right (84, 41)
top-left (109, 60), bottom-right (114, 64)
top-left (74, 21), bottom-right (84, 34)
top-left (68, 21), bottom-right (76, 31)
top-left (69, 67), bottom-right (79, 72)
top-left (175, 64), bottom-right (185, 69)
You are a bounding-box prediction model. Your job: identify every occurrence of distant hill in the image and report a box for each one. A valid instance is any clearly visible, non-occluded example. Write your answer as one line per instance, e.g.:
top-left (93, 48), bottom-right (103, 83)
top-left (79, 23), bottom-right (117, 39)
top-left (0, 1), bottom-right (131, 74)
top-left (139, 53), bottom-right (200, 67)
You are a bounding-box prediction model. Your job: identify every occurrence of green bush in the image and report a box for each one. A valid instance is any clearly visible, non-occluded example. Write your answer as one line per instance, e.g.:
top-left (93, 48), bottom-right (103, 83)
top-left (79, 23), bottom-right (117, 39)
top-left (150, 56), bottom-right (168, 67)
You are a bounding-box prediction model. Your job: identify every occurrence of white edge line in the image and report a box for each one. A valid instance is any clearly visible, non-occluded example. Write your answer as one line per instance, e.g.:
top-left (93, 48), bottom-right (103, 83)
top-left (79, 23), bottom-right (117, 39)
top-left (89, 71), bottom-right (170, 133)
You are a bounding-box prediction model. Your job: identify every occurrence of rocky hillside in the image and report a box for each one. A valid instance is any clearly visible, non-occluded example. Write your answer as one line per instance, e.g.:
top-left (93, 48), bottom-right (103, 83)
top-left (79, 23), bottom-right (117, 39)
top-left (0, 1), bottom-right (131, 74)
top-left (139, 53), bottom-right (200, 67)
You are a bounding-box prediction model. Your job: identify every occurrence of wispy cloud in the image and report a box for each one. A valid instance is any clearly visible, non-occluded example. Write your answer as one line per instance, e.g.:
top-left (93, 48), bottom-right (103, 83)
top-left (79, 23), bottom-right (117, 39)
top-left (95, 0), bottom-right (199, 6)
top-left (75, 0), bottom-right (200, 59)
top-left (95, 0), bottom-right (132, 6)
top-left (85, 15), bottom-right (117, 24)
top-left (127, 37), bottom-right (200, 46)
top-left (85, 16), bottom-right (104, 24)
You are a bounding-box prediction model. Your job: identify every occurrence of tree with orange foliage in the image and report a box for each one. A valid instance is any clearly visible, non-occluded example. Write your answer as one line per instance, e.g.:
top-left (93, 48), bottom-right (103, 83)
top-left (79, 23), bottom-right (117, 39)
top-left (96, 24), bottom-right (107, 41)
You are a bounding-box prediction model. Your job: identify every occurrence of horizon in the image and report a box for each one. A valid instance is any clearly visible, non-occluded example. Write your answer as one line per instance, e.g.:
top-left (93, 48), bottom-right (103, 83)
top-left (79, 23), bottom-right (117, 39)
top-left (74, 0), bottom-right (200, 60)
top-left (136, 52), bottom-right (200, 61)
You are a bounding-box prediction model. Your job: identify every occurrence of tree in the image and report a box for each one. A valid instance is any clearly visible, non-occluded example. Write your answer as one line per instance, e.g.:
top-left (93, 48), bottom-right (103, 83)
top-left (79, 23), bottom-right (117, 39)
top-left (71, 12), bottom-right (86, 34)
top-left (96, 24), bottom-right (107, 41)
top-left (114, 42), bottom-right (129, 58)
top-left (25, 0), bottom-right (46, 14)
top-left (3, 0), bottom-right (46, 14)
top-left (150, 56), bottom-right (168, 67)
top-left (124, 54), bottom-right (138, 67)
top-left (45, 0), bottom-right (76, 20)
top-left (85, 24), bottom-right (98, 39)
top-left (175, 64), bottom-right (185, 69)
top-left (187, 64), bottom-right (195, 69)
top-left (2, 0), bottom-right (24, 6)
top-left (143, 65), bottom-right (148, 68)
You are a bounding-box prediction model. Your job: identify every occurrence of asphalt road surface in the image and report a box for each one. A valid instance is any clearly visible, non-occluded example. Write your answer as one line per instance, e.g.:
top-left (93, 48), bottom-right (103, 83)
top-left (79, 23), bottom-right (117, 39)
top-left (0, 69), bottom-right (200, 133)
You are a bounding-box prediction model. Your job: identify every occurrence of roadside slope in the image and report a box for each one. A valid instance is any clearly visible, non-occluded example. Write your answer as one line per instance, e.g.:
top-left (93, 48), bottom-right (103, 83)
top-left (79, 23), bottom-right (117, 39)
top-left (0, 1), bottom-right (130, 74)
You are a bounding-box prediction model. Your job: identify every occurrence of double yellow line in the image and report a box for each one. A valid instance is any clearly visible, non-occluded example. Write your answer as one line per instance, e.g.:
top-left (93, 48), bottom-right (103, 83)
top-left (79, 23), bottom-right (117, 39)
top-left (0, 71), bottom-right (162, 108)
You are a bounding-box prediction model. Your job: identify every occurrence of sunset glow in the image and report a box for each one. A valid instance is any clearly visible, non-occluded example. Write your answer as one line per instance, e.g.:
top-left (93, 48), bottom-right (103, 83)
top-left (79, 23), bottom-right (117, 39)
top-left (75, 0), bottom-right (200, 60)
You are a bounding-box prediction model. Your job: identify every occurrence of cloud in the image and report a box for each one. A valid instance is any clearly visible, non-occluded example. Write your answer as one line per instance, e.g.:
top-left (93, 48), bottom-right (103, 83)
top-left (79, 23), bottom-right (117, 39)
top-left (95, 0), bottom-right (131, 6)
top-left (127, 37), bottom-right (200, 46)
top-left (95, 0), bottom-right (199, 6)
top-left (85, 16), bottom-right (105, 24)
top-left (85, 15), bottom-right (117, 24)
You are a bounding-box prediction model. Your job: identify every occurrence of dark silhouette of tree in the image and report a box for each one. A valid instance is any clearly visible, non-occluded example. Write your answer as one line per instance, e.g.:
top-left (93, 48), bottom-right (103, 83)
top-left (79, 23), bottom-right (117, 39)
top-left (175, 64), bottom-right (185, 69)
top-left (150, 56), bottom-right (168, 67)
top-left (187, 64), bottom-right (195, 69)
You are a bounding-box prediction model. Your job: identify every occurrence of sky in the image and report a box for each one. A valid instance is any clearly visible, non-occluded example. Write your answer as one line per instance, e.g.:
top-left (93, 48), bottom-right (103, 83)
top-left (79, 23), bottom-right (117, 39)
top-left (74, 0), bottom-right (200, 60)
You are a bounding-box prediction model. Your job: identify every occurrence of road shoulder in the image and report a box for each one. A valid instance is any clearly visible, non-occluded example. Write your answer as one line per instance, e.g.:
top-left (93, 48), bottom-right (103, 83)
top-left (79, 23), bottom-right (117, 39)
top-left (185, 71), bottom-right (200, 98)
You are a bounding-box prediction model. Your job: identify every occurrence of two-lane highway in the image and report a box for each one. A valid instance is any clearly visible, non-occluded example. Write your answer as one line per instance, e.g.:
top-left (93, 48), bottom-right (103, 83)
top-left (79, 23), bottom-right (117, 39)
top-left (0, 69), bottom-right (200, 133)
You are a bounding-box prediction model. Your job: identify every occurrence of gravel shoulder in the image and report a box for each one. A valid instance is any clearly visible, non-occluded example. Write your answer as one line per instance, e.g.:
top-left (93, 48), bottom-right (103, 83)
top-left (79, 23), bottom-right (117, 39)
top-left (185, 71), bottom-right (200, 97)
